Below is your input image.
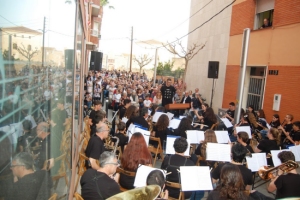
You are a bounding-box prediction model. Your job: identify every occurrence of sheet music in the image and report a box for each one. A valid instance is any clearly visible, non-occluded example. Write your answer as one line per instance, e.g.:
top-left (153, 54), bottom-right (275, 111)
top-left (148, 109), bottom-right (152, 116)
top-left (221, 118), bottom-right (233, 128)
top-left (180, 166), bottom-right (213, 191)
top-left (166, 135), bottom-right (190, 156)
top-left (179, 116), bottom-right (186, 119)
top-left (152, 112), bottom-right (166, 123)
top-left (122, 117), bottom-right (128, 123)
top-left (186, 130), bottom-right (204, 144)
top-left (134, 165), bottom-right (166, 188)
top-left (166, 112), bottom-right (174, 121)
top-left (246, 153), bottom-right (267, 172)
top-left (127, 124), bottom-right (135, 135)
top-left (266, 123), bottom-right (271, 129)
top-left (214, 131), bottom-right (231, 144)
top-left (236, 126), bottom-right (252, 139)
top-left (206, 143), bottom-right (231, 162)
top-left (134, 127), bottom-right (150, 146)
top-left (271, 150), bottom-right (290, 167)
top-left (289, 145), bottom-right (300, 161)
top-left (168, 118), bottom-right (181, 129)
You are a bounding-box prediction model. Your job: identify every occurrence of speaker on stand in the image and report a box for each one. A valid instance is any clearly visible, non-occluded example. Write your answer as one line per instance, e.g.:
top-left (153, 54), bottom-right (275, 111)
top-left (90, 51), bottom-right (103, 71)
top-left (208, 61), bottom-right (219, 107)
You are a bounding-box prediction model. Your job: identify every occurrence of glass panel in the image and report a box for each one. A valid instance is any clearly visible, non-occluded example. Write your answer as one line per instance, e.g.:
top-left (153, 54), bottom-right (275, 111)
top-left (0, 0), bottom-right (76, 199)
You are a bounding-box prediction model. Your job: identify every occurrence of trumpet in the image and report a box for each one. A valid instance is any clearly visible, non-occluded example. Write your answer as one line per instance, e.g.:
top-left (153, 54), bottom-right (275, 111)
top-left (258, 160), bottom-right (299, 180)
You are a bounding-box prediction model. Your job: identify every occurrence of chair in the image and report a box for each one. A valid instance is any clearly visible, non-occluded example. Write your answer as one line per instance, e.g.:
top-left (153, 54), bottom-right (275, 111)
top-left (116, 167), bottom-right (136, 192)
top-left (210, 122), bottom-right (219, 130)
top-left (196, 155), bottom-right (204, 166)
top-left (148, 137), bottom-right (164, 166)
top-left (165, 181), bottom-right (184, 200)
top-left (74, 192), bottom-right (84, 200)
top-left (116, 146), bottom-right (122, 161)
top-left (74, 137), bottom-right (89, 192)
top-left (48, 193), bottom-right (58, 200)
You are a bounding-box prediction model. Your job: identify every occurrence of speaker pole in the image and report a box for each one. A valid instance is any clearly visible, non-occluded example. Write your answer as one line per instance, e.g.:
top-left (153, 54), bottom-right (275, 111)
top-left (210, 78), bottom-right (215, 107)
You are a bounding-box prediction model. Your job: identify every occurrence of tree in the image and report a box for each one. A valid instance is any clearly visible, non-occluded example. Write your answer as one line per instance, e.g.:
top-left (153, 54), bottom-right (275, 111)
top-left (133, 54), bottom-right (152, 73)
top-left (16, 43), bottom-right (39, 66)
top-left (156, 60), bottom-right (174, 76)
top-left (100, 0), bottom-right (114, 9)
top-left (163, 40), bottom-right (205, 82)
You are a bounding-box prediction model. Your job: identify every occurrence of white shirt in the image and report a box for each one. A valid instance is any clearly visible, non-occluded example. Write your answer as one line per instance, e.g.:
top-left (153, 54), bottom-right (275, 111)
top-left (143, 99), bottom-right (152, 107)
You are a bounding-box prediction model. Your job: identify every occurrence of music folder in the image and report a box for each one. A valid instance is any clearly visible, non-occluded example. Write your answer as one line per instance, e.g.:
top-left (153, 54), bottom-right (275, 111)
top-left (168, 118), bottom-right (181, 129)
top-left (214, 131), bottom-right (231, 144)
top-left (271, 149), bottom-right (290, 167)
top-left (246, 153), bottom-right (267, 172)
top-left (134, 165), bottom-right (166, 188)
top-left (180, 166), bottom-right (213, 191)
top-left (289, 145), bottom-right (300, 162)
top-left (186, 130), bottom-right (204, 144)
top-left (206, 143), bottom-right (231, 162)
top-left (236, 126), bottom-right (252, 139)
top-left (221, 118), bottom-right (233, 128)
top-left (128, 125), bottom-right (150, 146)
top-left (166, 135), bottom-right (190, 156)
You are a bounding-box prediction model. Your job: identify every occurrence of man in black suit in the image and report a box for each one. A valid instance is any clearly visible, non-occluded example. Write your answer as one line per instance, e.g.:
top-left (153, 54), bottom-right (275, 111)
top-left (132, 107), bottom-right (149, 130)
top-left (179, 91), bottom-right (191, 115)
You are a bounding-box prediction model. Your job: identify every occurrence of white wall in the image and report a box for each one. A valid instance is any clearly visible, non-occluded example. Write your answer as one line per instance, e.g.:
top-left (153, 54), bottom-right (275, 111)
top-left (186, 0), bottom-right (233, 111)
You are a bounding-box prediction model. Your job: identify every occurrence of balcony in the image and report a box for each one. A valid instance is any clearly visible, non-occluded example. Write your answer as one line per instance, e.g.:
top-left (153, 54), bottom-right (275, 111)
top-left (91, 3), bottom-right (100, 16)
top-left (90, 29), bottom-right (98, 37)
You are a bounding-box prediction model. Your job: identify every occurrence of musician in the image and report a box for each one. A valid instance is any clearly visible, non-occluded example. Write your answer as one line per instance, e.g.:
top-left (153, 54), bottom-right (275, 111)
top-left (88, 101), bottom-right (103, 135)
top-left (161, 137), bottom-right (194, 199)
top-left (211, 143), bottom-right (253, 192)
top-left (173, 117), bottom-right (194, 138)
top-left (8, 152), bottom-right (53, 200)
top-left (119, 99), bottom-right (131, 120)
top-left (161, 78), bottom-right (176, 107)
top-left (85, 123), bottom-right (110, 170)
top-left (208, 164), bottom-right (251, 200)
top-left (131, 107), bottom-right (149, 130)
top-left (253, 127), bottom-right (280, 166)
top-left (119, 133), bottom-right (152, 189)
top-left (247, 105), bottom-right (258, 130)
top-left (269, 114), bottom-right (281, 128)
top-left (225, 102), bottom-right (235, 123)
top-left (16, 119), bottom-right (33, 153)
top-left (193, 105), bottom-right (217, 130)
top-left (151, 114), bottom-right (172, 149)
top-left (237, 131), bottom-right (254, 153)
top-left (268, 151), bottom-right (300, 199)
top-left (278, 115), bottom-right (295, 148)
top-left (281, 121), bottom-right (300, 147)
top-left (113, 122), bottom-right (128, 152)
top-left (146, 170), bottom-right (169, 200)
top-left (81, 152), bottom-right (121, 200)
top-left (124, 105), bottom-right (139, 130)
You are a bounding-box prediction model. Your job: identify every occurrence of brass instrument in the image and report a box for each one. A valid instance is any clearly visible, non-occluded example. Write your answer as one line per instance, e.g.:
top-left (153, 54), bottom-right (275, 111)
top-left (111, 136), bottom-right (119, 155)
top-left (258, 160), bottom-right (299, 180)
top-left (107, 185), bottom-right (161, 200)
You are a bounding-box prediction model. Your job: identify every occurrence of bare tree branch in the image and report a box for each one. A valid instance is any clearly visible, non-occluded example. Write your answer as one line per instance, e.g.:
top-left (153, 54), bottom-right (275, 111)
top-left (17, 43), bottom-right (39, 63)
top-left (133, 54), bottom-right (153, 73)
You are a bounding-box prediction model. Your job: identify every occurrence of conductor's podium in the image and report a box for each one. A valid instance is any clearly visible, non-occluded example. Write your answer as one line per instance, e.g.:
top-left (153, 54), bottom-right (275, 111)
top-left (165, 103), bottom-right (190, 110)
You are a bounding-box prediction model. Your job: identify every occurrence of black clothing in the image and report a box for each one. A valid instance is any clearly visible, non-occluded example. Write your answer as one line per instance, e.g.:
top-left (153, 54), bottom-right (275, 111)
top-left (113, 133), bottom-right (128, 152)
top-left (203, 117), bottom-right (215, 130)
top-left (81, 169), bottom-right (120, 200)
top-left (226, 109), bottom-right (235, 121)
top-left (85, 135), bottom-right (105, 168)
top-left (132, 116), bottom-right (149, 130)
top-left (270, 120), bottom-right (280, 128)
top-left (152, 126), bottom-right (172, 147)
top-left (245, 144), bottom-right (254, 153)
top-left (180, 96), bottom-right (191, 104)
top-left (173, 128), bottom-right (187, 138)
top-left (293, 130), bottom-right (300, 142)
top-left (36, 134), bottom-right (51, 170)
top-left (207, 190), bottom-right (253, 200)
top-left (89, 110), bottom-right (100, 127)
top-left (257, 139), bottom-right (279, 166)
top-left (119, 106), bottom-right (126, 119)
top-left (161, 85), bottom-right (176, 106)
top-left (119, 173), bottom-right (135, 190)
top-left (161, 154), bottom-right (194, 199)
top-left (275, 173), bottom-right (300, 199)
top-left (191, 97), bottom-right (201, 109)
top-left (8, 170), bottom-right (52, 200)
top-left (211, 163), bottom-right (253, 186)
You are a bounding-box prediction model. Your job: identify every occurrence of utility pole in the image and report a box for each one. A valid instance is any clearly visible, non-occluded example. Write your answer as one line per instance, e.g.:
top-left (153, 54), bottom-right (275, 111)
top-left (152, 48), bottom-right (158, 87)
top-left (129, 26), bottom-right (133, 72)
top-left (42, 16), bottom-right (46, 68)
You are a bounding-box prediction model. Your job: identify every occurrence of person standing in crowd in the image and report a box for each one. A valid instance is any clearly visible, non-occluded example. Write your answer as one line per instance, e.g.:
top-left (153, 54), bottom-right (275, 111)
top-left (161, 78), bottom-right (176, 107)
top-left (80, 152), bottom-right (120, 200)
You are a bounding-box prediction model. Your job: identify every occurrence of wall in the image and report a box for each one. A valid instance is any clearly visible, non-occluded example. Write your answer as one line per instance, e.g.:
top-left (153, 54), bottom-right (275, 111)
top-left (186, 0), bottom-right (233, 111)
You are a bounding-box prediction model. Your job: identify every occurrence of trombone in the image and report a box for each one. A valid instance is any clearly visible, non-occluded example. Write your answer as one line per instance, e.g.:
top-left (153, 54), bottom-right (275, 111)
top-left (258, 160), bottom-right (299, 180)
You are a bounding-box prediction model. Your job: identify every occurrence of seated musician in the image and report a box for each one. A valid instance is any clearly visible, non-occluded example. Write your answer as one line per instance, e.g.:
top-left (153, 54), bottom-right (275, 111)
top-left (131, 107), bottom-right (150, 130)
top-left (172, 117), bottom-right (194, 138)
top-left (80, 152), bottom-right (121, 200)
top-left (269, 114), bottom-right (281, 128)
top-left (88, 101), bottom-right (103, 135)
top-left (151, 114), bottom-right (171, 149)
top-left (193, 104), bottom-right (217, 130)
top-left (236, 131), bottom-right (254, 153)
top-left (278, 114), bottom-right (293, 147)
top-left (161, 137), bottom-right (194, 199)
top-left (85, 123), bottom-right (110, 170)
top-left (113, 122), bottom-right (128, 153)
top-left (268, 151), bottom-right (300, 199)
top-left (246, 105), bottom-right (259, 131)
top-left (253, 127), bottom-right (280, 166)
top-left (280, 120), bottom-right (300, 148)
top-left (16, 119), bottom-right (33, 153)
top-left (208, 164), bottom-right (252, 200)
top-left (119, 132), bottom-right (152, 189)
top-left (124, 105), bottom-right (139, 130)
top-left (211, 143), bottom-right (253, 192)
top-left (195, 129), bottom-right (218, 167)
top-left (8, 152), bottom-right (53, 200)
top-left (146, 170), bottom-right (169, 200)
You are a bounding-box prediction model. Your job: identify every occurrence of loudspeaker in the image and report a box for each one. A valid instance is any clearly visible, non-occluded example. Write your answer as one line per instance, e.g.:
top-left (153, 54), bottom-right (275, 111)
top-left (65, 49), bottom-right (74, 69)
top-left (208, 61), bottom-right (219, 79)
top-left (90, 51), bottom-right (103, 71)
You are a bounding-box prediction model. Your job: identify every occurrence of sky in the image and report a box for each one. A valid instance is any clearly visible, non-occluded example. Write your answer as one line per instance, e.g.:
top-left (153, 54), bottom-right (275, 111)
top-left (99, 0), bottom-right (191, 59)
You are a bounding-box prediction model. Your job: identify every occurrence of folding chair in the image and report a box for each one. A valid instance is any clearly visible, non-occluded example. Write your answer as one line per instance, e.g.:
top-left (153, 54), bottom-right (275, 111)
top-left (165, 181), bottom-right (185, 200)
top-left (148, 136), bottom-right (164, 166)
top-left (116, 167), bottom-right (136, 192)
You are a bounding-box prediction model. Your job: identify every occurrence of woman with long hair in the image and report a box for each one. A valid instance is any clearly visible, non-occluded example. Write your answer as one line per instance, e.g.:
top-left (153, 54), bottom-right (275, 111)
top-left (270, 114), bottom-right (281, 128)
top-left (247, 105), bottom-right (258, 130)
top-left (173, 117), bottom-right (193, 138)
top-left (254, 127), bottom-right (280, 166)
top-left (208, 164), bottom-right (250, 200)
top-left (124, 105), bottom-right (139, 129)
top-left (151, 114), bottom-right (171, 148)
top-left (119, 132), bottom-right (152, 189)
top-left (194, 104), bottom-right (217, 130)
top-left (237, 131), bottom-right (254, 153)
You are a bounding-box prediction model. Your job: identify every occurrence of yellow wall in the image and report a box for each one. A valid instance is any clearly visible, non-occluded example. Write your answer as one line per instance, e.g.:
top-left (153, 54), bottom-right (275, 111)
top-left (227, 23), bottom-right (300, 66)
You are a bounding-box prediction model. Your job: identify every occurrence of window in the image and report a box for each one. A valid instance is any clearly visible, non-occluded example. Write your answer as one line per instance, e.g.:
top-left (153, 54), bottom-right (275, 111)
top-left (255, 0), bottom-right (274, 30)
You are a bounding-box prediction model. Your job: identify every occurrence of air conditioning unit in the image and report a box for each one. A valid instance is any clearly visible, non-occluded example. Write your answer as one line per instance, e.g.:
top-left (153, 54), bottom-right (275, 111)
top-left (91, 29), bottom-right (98, 36)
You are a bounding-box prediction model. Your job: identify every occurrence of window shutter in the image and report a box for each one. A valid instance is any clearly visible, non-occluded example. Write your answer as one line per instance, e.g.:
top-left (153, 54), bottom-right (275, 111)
top-left (256, 0), bottom-right (275, 13)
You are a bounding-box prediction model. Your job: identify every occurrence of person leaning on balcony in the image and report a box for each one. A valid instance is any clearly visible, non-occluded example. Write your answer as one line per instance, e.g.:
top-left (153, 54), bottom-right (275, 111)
top-left (260, 18), bottom-right (272, 29)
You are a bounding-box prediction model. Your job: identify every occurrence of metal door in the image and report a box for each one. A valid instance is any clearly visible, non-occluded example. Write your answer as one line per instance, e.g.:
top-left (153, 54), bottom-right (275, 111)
top-left (246, 76), bottom-right (265, 110)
